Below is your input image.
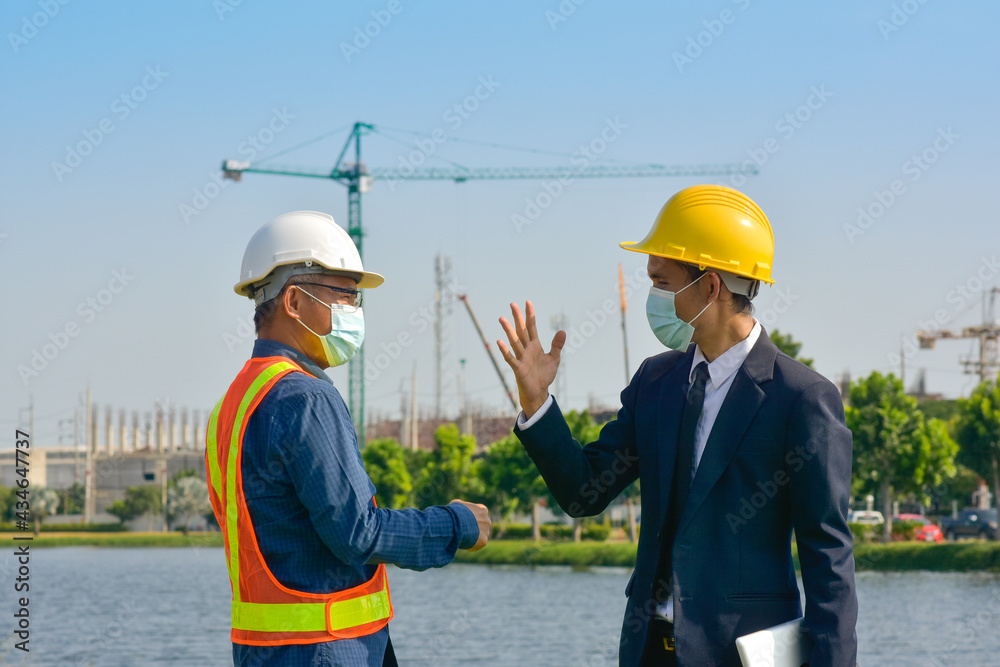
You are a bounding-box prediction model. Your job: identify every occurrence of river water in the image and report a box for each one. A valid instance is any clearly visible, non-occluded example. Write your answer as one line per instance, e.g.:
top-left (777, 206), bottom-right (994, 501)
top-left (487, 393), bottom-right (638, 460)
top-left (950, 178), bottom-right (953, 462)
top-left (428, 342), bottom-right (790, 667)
top-left (1, 547), bottom-right (998, 665)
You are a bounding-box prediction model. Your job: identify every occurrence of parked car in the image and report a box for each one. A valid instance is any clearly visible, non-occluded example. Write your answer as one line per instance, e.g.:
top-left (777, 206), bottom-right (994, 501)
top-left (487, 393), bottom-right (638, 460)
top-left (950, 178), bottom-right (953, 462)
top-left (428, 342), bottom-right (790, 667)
top-left (939, 508), bottom-right (999, 541)
top-left (849, 510), bottom-right (884, 526)
top-left (894, 514), bottom-right (944, 543)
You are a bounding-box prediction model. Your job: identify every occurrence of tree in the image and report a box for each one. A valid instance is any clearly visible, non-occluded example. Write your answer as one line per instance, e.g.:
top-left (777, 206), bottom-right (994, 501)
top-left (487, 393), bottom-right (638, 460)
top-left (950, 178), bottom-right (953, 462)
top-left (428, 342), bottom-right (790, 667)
top-left (107, 485), bottom-right (162, 530)
top-left (31, 487), bottom-right (60, 534)
top-left (413, 424), bottom-right (483, 508)
top-left (167, 476), bottom-right (211, 534)
top-left (60, 482), bottom-right (86, 515)
top-left (478, 433), bottom-right (546, 537)
top-left (847, 372), bottom-right (957, 541)
top-left (955, 380), bottom-right (1000, 539)
top-left (0, 486), bottom-right (13, 522)
top-left (549, 410), bottom-right (604, 542)
top-left (769, 330), bottom-right (814, 368)
top-left (362, 438), bottom-right (413, 508)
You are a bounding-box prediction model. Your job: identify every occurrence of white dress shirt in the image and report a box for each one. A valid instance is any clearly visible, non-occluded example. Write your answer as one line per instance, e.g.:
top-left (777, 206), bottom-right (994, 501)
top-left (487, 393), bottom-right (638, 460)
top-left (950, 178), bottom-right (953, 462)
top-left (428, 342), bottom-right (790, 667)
top-left (517, 319), bottom-right (763, 622)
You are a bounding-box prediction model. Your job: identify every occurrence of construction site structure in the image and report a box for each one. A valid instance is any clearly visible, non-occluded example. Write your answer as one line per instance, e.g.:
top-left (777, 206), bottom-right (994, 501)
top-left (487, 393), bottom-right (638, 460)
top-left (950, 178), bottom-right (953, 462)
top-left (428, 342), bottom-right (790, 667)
top-left (916, 287), bottom-right (1000, 384)
top-left (222, 121), bottom-right (757, 445)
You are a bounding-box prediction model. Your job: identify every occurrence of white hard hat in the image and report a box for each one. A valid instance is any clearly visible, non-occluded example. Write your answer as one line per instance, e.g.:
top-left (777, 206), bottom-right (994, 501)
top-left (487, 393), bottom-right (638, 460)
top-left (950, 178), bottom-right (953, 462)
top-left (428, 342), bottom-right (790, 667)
top-left (234, 211), bottom-right (384, 304)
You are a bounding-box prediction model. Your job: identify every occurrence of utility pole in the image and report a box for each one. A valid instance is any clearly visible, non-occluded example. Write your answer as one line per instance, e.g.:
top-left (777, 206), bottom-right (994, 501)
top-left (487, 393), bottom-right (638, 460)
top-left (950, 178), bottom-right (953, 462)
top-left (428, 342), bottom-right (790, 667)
top-left (619, 263), bottom-right (631, 385)
top-left (410, 365), bottom-right (419, 451)
top-left (551, 314), bottom-right (568, 402)
top-left (900, 335), bottom-right (906, 391)
top-left (84, 386), bottom-right (93, 523)
top-left (434, 254), bottom-right (453, 419)
top-left (223, 122), bottom-right (756, 443)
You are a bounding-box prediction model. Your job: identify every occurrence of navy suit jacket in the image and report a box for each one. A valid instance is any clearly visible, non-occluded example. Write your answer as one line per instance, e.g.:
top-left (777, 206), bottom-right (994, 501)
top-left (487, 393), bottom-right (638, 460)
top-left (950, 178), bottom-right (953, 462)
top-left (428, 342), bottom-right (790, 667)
top-left (515, 330), bottom-right (858, 666)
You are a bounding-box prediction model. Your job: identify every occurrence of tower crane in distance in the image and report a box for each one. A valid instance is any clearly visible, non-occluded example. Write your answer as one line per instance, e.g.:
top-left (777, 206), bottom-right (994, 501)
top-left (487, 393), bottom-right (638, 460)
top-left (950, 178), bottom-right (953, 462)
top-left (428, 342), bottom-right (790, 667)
top-left (222, 121), bottom-right (758, 445)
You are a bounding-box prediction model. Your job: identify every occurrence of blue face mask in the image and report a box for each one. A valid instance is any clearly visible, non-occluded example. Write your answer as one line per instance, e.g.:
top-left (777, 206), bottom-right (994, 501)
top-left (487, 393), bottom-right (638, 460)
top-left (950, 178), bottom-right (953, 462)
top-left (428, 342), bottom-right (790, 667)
top-left (645, 273), bottom-right (713, 351)
top-left (295, 286), bottom-right (365, 367)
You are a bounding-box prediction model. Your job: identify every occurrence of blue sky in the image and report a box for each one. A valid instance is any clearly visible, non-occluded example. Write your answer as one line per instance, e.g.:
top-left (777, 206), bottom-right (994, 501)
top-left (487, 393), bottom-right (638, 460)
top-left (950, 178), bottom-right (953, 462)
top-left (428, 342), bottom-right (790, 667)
top-left (3, 0), bottom-right (998, 446)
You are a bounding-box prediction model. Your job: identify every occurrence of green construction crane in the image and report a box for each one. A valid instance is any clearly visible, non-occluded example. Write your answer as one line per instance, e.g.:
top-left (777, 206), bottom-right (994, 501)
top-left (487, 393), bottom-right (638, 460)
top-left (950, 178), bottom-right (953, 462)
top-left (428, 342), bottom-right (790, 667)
top-left (222, 121), bottom-right (757, 446)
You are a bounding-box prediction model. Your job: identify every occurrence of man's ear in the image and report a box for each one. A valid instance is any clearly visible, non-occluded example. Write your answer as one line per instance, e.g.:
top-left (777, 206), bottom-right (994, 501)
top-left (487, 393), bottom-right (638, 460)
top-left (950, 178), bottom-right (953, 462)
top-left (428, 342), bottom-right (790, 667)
top-left (706, 272), bottom-right (723, 302)
top-left (281, 285), bottom-right (303, 320)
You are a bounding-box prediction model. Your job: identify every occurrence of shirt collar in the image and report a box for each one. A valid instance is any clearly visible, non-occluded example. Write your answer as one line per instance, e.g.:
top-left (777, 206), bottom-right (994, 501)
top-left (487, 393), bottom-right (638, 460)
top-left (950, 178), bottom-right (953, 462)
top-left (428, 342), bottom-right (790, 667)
top-left (251, 338), bottom-right (332, 385)
top-left (690, 319), bottom-right (762, 389)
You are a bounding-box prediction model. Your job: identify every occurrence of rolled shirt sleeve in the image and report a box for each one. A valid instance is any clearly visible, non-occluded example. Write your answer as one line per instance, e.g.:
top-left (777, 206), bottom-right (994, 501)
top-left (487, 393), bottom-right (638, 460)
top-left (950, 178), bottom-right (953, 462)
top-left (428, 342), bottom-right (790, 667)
top-left (274, 386), bottom-right (479, 571)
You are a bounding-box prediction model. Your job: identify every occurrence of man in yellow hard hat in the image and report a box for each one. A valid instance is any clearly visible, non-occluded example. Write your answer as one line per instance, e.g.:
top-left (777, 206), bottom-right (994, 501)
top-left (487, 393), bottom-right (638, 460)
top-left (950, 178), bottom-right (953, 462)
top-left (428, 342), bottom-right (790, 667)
top-left (498, 186), bottom-right (858, 666)
top-left (208, 211), bottom-right (490, 667)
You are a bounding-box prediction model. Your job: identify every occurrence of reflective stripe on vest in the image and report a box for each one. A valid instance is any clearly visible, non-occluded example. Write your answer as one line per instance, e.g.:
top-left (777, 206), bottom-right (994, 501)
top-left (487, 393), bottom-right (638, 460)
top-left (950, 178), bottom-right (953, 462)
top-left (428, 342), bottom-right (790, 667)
top-left (205, 356), bottom-right (393, 646)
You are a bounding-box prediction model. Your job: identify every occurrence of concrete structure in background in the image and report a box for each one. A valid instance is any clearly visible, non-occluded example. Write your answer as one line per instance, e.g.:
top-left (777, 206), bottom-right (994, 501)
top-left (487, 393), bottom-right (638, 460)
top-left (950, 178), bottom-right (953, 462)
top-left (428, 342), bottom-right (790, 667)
top-left (366, 408), bottom-right (618, 452)
top-left (0, 446), bottom-right (207, 516)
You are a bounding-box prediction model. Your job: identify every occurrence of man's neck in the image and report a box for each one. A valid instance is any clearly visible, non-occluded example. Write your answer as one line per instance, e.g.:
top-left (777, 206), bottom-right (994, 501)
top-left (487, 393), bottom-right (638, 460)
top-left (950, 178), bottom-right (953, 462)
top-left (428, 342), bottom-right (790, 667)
top-left (695, 316), bottom-right (755, 363)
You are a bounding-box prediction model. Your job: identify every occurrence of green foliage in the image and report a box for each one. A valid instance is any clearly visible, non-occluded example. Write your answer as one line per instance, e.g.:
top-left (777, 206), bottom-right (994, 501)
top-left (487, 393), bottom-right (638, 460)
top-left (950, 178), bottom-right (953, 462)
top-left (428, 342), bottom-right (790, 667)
top-left (847, 372), bottom-right (958, 510)
top-left (362, 438), bottom-right (413, 509)
top-left (494, 522), bottom-right (612, 541)
top-left (453, 539), bottom-right (638, 567)
top-left (107, 485), bottom-right (161, 523)
top-left (543, 410), bottom-right (602, 517)
top-left (917, 399), bottom-right (960, 424)
top-left (927, 465), bottom-right (981, 515)
top-left (477, 434), bottom-right (544, 520)
top-left (769, 330), bottom-right (814, 368)
top-left (0, 486), bottom-right (12, 522)
top-left (853, 542), bottom-right (1000, 573)
top-left (60, 482), bottom-right (86, 515)
top-left (848, 522), bottom-right (879, 544)
top-left (169, 469), bottom-right (200, 487)
top-left (955, 381), bottom-right (1000, 483)
top-left (0, 522), bottom-right (128, 532)
top-left (413, 424), bottom-right (482, 508)
top-left (167, 477), bottom-right (211, 533)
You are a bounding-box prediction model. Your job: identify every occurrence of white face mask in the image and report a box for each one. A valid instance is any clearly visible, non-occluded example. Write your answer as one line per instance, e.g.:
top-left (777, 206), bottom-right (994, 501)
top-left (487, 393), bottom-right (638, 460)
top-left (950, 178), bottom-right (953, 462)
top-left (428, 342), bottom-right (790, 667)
top-left (645, 273), bottom-right (713, 351)
top-left (294, 286), bottom-right (365, 367)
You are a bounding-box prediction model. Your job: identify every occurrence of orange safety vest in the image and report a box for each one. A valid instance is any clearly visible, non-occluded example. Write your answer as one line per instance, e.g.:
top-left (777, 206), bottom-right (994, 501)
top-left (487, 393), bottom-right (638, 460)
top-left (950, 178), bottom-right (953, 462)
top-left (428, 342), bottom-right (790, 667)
top-left (205, 356), bottom-right (393, 646)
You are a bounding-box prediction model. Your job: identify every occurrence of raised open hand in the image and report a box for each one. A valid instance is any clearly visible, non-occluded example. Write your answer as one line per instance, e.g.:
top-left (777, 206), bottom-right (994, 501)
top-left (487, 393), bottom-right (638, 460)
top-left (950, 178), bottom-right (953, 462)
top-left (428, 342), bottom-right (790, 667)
top-left (497, 301), bottom-right (566, 419)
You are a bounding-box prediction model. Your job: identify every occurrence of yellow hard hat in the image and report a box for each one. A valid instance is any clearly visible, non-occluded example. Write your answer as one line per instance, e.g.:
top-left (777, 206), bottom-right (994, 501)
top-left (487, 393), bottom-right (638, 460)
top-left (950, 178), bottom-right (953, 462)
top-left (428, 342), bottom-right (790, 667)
top-left (620, 185), bottom-right (775, 285)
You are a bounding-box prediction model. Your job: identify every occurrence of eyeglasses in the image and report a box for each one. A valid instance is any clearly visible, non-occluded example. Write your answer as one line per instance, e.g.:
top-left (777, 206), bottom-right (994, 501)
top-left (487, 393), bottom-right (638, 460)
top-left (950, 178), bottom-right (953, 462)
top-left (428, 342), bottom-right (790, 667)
top-left (294, 282), bottom-right (363, 309)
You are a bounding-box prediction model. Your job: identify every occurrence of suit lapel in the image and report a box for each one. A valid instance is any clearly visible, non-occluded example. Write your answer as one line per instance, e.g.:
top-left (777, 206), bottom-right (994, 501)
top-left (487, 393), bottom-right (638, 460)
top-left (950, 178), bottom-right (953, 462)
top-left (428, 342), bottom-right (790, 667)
top-left (677, 329), bottom-right (778, 536)
top-left (656, 348), bottom-right (695, 521)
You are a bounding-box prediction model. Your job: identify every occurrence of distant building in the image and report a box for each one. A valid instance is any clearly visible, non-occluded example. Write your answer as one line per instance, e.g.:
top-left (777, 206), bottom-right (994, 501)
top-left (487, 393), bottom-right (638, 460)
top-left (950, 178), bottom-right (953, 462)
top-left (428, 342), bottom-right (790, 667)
top-left (0, 446), bottom-right (206, 516)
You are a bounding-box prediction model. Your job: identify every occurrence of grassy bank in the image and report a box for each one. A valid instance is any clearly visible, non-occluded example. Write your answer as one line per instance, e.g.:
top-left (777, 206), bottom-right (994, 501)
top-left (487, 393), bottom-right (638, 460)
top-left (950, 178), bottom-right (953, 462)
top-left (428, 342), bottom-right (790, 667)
top-left (454, 539), bottom-right (638, 567)
top-left (0, 531), bottom-right (223, 548)
top-left (5, 532), bottom-right (999, 572)
top-left (853, 542), bottom-right (1000, 572)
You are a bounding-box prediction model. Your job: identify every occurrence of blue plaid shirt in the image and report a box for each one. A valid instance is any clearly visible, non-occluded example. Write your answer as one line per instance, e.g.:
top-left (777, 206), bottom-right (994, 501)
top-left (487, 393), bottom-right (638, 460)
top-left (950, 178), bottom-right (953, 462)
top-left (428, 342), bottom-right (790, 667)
top-left (231, 339), bottom-right (479, 667)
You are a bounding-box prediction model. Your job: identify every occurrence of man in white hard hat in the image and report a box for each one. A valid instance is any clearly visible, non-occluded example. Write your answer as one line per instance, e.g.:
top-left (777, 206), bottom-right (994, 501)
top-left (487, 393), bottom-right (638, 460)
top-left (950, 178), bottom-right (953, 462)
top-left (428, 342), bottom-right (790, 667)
top-left (498, 186), bottom-right (857, 666)
top-left (206, 211), bottom-right (490, 667)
